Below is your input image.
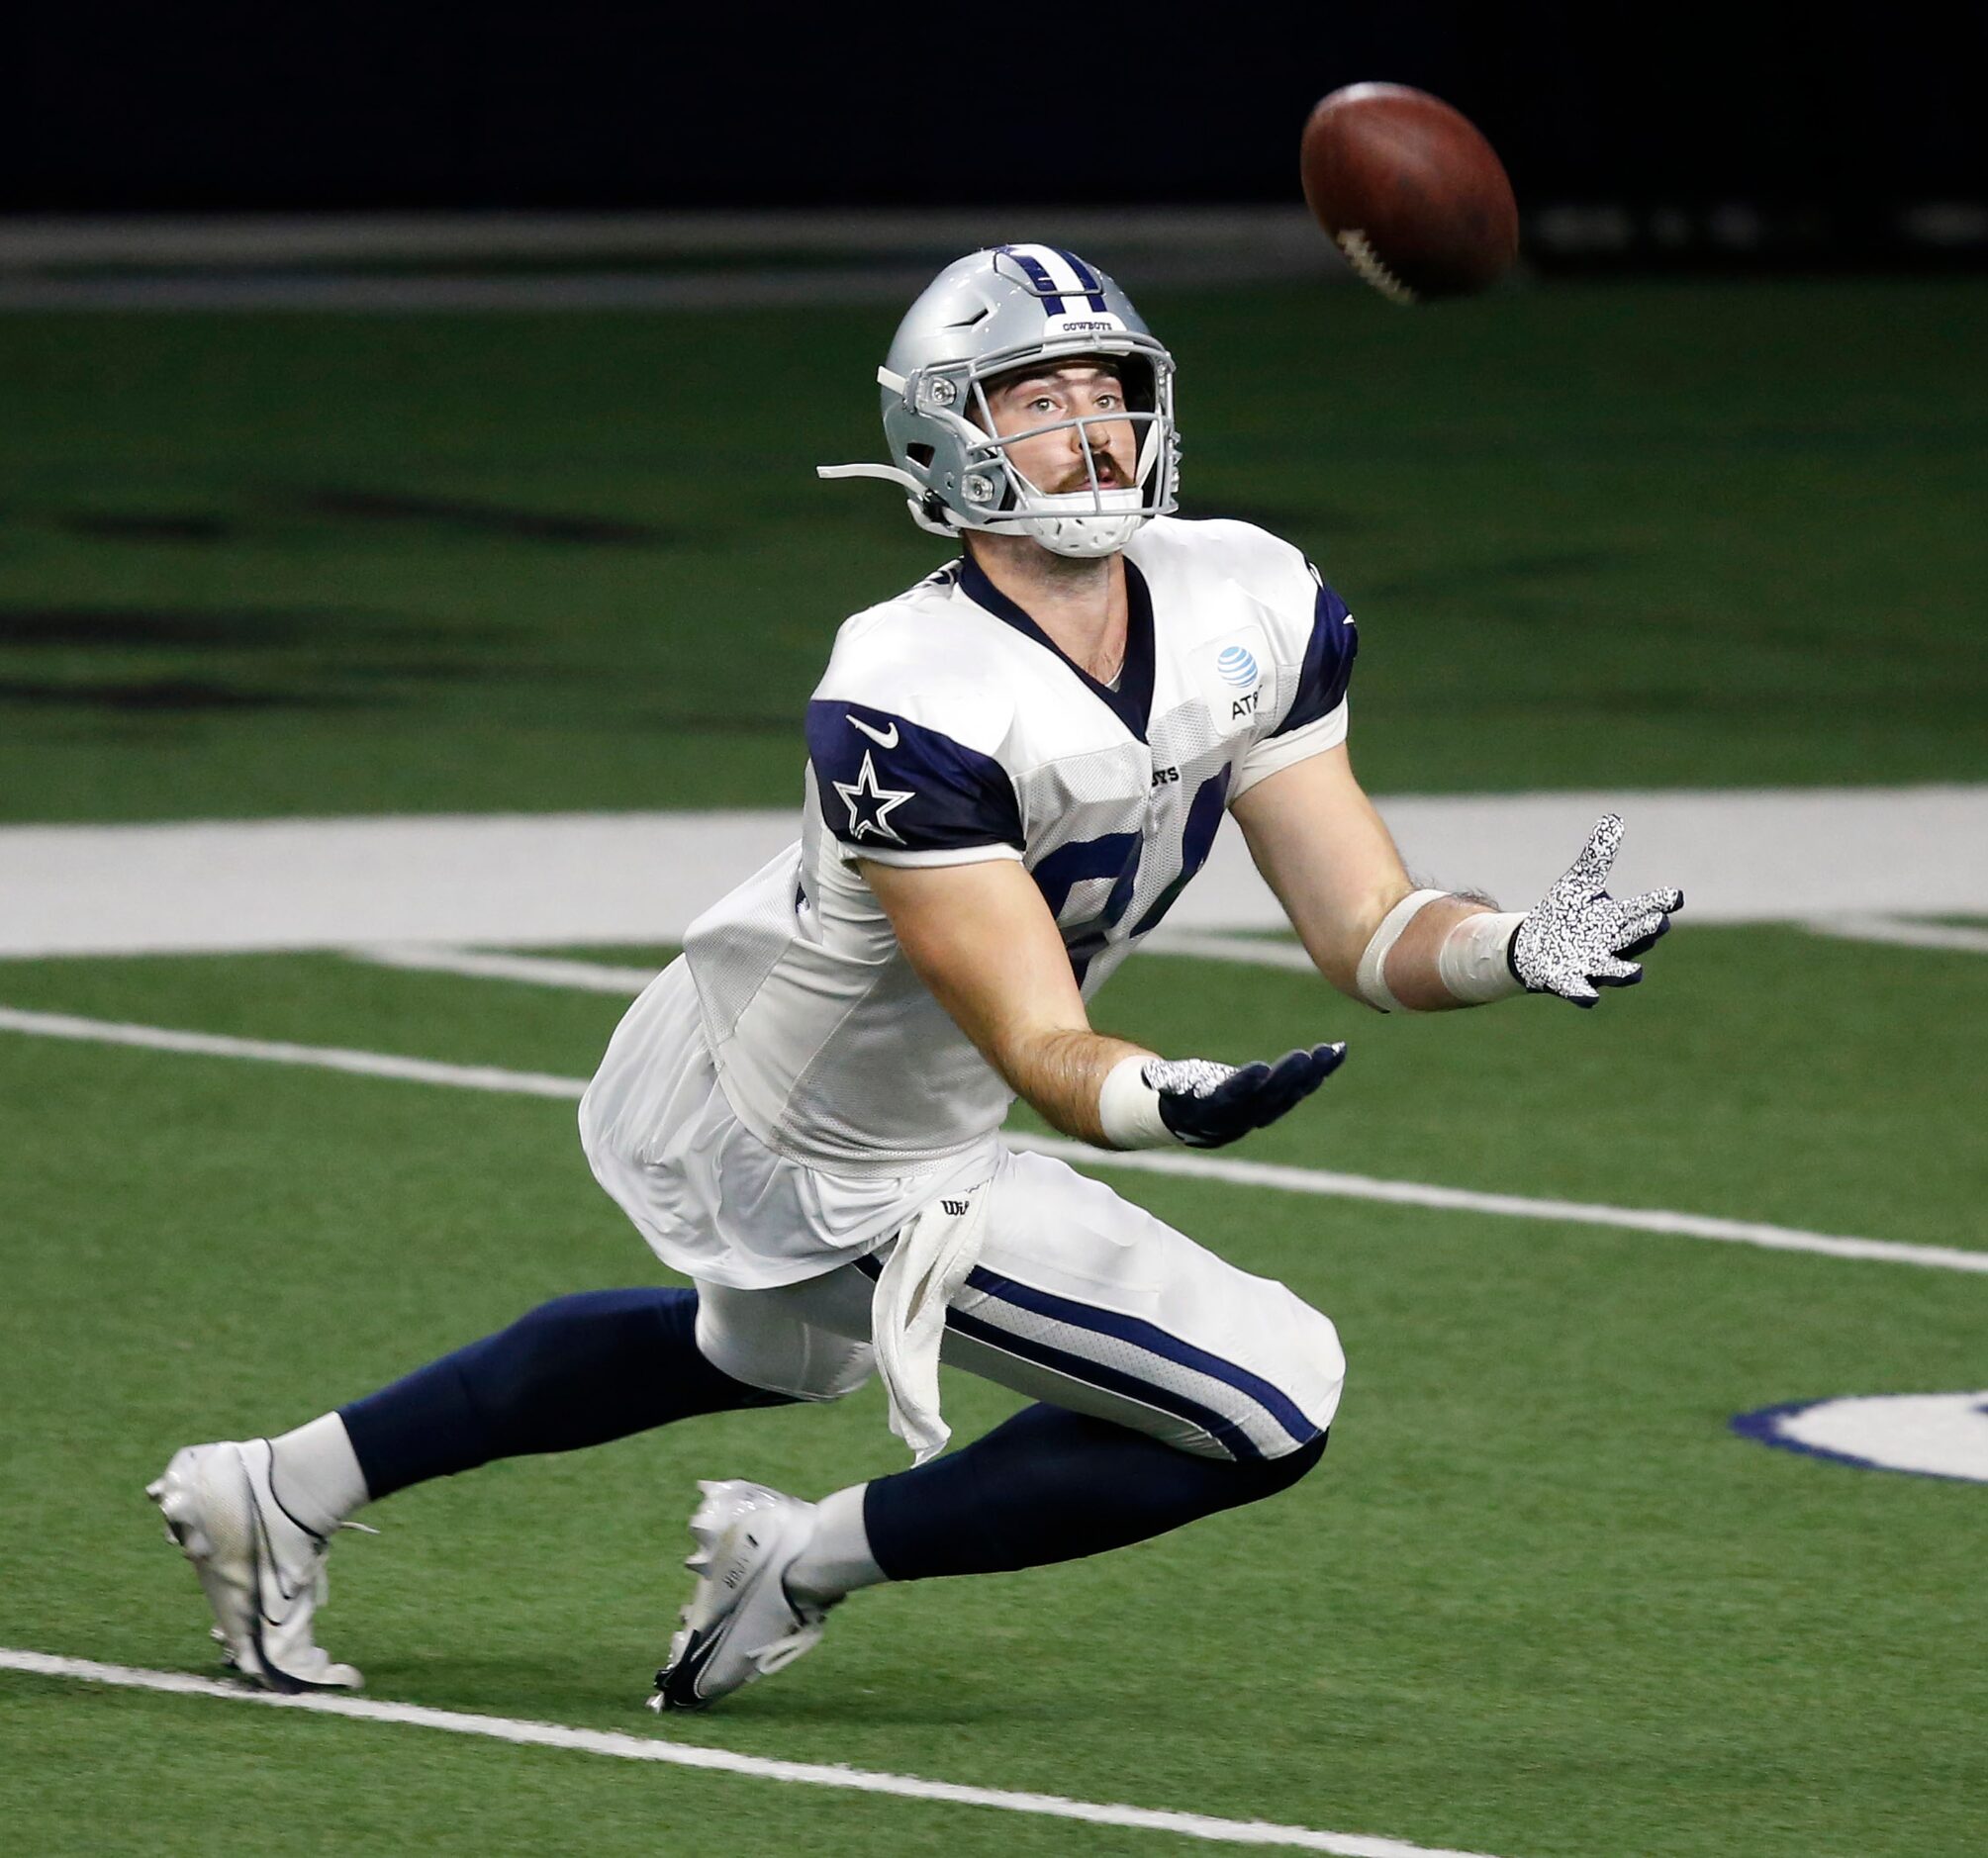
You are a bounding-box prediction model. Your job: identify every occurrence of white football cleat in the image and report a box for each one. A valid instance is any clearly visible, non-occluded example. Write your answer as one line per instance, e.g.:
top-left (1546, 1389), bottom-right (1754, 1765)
top-left (146, 1439), bottom-right (364, 1694)
top-left (650, 1480), bottom-right (830, 1712)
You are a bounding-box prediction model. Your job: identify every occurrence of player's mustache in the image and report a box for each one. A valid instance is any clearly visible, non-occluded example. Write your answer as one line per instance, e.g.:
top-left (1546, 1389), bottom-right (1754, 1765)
top-left (1049, 447), bottom-right (1132, 494)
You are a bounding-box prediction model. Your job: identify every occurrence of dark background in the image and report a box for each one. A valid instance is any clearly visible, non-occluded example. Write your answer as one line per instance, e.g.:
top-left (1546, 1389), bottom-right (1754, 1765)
top-left (12, 4), bottom-right (1985, 231)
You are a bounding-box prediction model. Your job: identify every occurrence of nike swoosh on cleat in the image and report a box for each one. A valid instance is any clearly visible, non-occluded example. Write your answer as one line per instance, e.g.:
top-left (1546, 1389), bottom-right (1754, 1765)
top-left (847, 715), bottom-right (899, 749)
top-left (246, 1493), bottom-right (302, 1618)
top-left (655, 1626), bottom-right (727, 1711)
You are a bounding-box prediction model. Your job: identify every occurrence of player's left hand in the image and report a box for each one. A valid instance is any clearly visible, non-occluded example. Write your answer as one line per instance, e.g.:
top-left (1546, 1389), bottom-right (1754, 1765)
top-left (1508, 814), bottom-right (1683, 1007)
top-left (1149, 1044), bottom-right (1347, 1149)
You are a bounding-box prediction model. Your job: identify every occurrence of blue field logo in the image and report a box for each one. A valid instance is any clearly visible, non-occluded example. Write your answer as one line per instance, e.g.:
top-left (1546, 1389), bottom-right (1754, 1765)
top-left (1731, 1391), bottom-right (1988, 1483)
top-left (1216, 645), bottom-right (1259, 688)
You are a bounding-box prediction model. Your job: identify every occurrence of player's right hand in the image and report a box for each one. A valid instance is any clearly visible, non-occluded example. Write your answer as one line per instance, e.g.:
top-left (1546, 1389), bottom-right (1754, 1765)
top-left (1509, 814), bottom-right (1683, 1006)
top-left (1147, 1045), bottom-right (1347, 1150)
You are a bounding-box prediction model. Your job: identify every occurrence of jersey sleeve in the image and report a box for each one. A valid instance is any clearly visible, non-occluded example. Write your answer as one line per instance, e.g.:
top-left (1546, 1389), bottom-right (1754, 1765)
top-left (805, 697), bottom-right (1025, 868)
top-left (1231, 567), bottom-right (1359, 799)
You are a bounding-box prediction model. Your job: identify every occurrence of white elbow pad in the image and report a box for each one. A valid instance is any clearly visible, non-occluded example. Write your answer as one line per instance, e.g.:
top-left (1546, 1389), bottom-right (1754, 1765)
top-left (1357, 891), bottom-right (1527, 1010)
top-left (1354, 888), bottom-right (1448, 1012)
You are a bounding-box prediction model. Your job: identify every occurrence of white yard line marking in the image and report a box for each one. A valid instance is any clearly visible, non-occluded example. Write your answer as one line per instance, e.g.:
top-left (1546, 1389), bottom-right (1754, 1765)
top-left (343, 938), bottom-right (1312, 991)
top-left (0, 1007), bottom-right (586, 1101)
top-left (348, 944), bottom-right (665, 993)
top-left (3, 1004), bottom-right (1981, 1275)
top-left (1011, 1137), bottom-right (1988, 1273)
top-left (0, 1648), bottom-right (1504, 1858)
top-left (343, 903), bottom-right (1988, 997)
top-left (1801, 915), bottom-right (1988, 956)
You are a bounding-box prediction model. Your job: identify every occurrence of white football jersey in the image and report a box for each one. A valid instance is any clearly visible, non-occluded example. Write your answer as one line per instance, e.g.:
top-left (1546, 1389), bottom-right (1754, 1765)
top-left (679, 515), bottom-right (1357, 1173)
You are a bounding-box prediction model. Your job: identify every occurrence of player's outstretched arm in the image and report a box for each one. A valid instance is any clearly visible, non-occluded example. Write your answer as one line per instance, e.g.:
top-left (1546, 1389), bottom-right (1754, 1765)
top-left (861, 856), bottom-right (1344, 1151)
top-left (1232, 750), bottom-right (1682, 1012)
top-left (1232, 744), bottom-right (1483, 1008)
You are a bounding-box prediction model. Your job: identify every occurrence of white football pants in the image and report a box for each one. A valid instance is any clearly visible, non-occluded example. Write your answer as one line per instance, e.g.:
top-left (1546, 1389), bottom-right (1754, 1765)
top-left (584, 959), bottom-right (1344, 1462)
top-left (695, 1143), bottom-right (1345, 1463)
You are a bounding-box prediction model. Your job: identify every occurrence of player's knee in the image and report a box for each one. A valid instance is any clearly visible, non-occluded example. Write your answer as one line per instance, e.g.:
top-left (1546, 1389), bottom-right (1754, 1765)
top-left (692, 1291), bottom-right (875, 1404)
top-left (1175, 1421), bottom-right (1328, 1508)
top-left (698, 1335), bottom-right (874, 1405)
top-left (1257, 1427), bottom-right (1330, 1494)
top-left (1303, 1300), bottom-right (1347, 1417)
top-left (1150, 1288), bottom-right (1344, 1466)
top-left (737, 1353), bottom-right (874, 1405)
top-left (1262, 1287), bottom-right (1346, 1458)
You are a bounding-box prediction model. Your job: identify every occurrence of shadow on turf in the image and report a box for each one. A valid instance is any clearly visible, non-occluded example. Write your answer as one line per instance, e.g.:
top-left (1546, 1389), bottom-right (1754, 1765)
top-left (0, 604), bottom-right (620, 717)
top-left (26, 493), bottom-right (681, 549)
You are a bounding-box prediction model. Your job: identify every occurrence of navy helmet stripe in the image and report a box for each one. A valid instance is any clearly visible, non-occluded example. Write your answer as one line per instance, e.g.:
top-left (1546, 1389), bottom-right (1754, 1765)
top-left (996, 244), bottom-right (1066, 316)
top-left (1051, 247), bottom-right (1111, 312)
top-left (966, 1262), bottom-right (1322, 1448)
top-left (1052, 247), bottom-right (1101, 289)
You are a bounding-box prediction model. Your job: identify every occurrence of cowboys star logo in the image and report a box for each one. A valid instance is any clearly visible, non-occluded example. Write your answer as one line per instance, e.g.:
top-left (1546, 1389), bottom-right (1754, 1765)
top-left (833, 750), bottom-right (915, 843)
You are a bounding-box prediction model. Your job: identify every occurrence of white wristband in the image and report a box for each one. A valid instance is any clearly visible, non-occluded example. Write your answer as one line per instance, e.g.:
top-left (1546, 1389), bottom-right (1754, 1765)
top-left (1435, 910), bottom-right (1527, 1004)
top-left (1355, 888), bottom-right (1448, 1012)
top-left (1097, 1054), bottom-right (1173, 1149)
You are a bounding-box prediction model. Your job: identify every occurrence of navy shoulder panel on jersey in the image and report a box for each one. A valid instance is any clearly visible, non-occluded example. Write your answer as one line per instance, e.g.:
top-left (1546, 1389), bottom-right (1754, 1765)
top-left (1269, 571), bottom-right (1359, 739)
top-left (805, 699), bottom-right (1024, 853)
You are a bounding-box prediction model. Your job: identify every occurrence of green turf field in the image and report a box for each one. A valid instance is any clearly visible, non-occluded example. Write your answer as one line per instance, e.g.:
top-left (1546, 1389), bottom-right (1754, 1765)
top-left (2, 279), bottom-right (1984, 1857)
top-left (0, 277), bottom-right (1982, 821)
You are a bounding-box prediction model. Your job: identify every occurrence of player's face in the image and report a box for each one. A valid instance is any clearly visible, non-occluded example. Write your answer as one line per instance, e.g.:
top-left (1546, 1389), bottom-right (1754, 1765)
top-left (981, 363), bottom-right (1137, 498)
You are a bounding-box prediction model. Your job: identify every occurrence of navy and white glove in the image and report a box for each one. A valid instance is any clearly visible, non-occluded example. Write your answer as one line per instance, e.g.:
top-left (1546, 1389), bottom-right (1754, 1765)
top-left (1099, 1044), bottom-right (1347, 1151)
top-left (1509, 814), bottom-right (1683, 1007)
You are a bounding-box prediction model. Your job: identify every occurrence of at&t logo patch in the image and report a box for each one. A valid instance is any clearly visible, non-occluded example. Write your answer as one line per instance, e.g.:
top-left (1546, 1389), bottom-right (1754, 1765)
top-left (1216, 645), bottom-right (1259, 688)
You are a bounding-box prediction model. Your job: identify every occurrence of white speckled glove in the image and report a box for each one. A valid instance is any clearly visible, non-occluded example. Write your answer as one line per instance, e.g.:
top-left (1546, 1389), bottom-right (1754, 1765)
top-left (1509, 814), bottom-right (1684, 1007)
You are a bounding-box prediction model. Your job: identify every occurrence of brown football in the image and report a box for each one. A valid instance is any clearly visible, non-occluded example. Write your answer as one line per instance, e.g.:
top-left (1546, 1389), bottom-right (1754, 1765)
top-left (1300, 82), bottom-right (1519, 304)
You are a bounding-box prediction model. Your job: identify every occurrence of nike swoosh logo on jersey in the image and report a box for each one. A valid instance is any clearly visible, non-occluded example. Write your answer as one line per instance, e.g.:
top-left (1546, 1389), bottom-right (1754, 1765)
top-left (848, 715), bottom-right (899, 749)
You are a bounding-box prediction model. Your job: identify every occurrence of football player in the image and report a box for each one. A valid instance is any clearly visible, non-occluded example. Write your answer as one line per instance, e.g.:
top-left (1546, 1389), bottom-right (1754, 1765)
top-left (149, 245), bottom-right (1681, 1707)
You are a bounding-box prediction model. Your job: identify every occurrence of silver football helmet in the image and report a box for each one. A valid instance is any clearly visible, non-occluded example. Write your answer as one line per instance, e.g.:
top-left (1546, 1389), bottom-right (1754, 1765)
top-left (818, 244), bottom-right (1180, 558)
